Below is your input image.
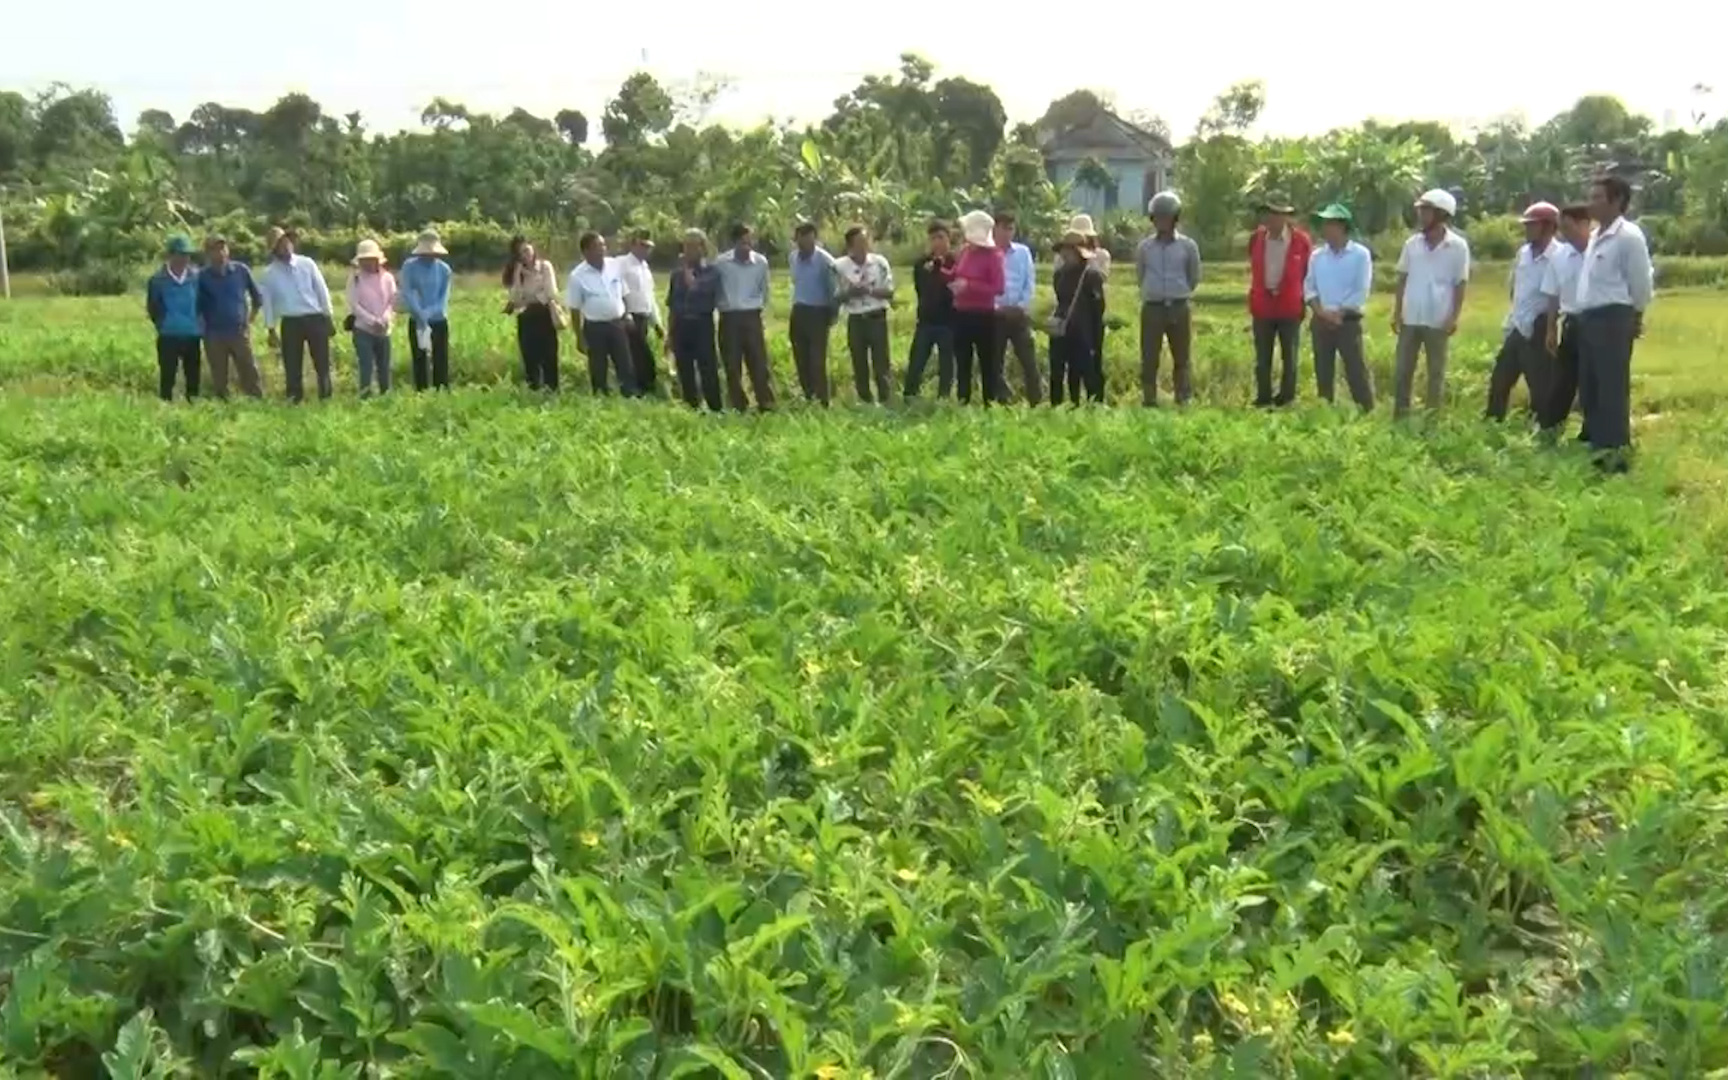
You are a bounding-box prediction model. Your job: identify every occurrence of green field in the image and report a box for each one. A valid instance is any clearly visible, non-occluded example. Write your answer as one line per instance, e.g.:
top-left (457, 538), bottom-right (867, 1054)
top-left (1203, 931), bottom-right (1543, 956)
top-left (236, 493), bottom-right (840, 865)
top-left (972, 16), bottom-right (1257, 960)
top-left (4, 264), bottom-right (1728, 1077)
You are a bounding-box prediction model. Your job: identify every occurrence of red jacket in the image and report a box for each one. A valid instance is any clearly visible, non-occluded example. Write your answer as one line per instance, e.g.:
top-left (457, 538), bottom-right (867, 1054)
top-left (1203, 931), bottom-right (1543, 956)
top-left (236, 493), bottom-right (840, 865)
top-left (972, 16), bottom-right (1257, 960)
top-left (1248, 226), bottom-right (1313, 320)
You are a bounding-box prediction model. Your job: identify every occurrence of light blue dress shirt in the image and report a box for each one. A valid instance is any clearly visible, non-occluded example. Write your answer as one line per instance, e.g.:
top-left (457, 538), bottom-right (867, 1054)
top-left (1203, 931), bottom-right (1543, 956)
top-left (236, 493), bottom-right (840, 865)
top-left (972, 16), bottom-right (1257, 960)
top-left (789, 247), bottom-right (836, 306)
top-left (1303, 240), bottom-right (1372, 312)
top-left (996, 241), bottom-right (1033, 310)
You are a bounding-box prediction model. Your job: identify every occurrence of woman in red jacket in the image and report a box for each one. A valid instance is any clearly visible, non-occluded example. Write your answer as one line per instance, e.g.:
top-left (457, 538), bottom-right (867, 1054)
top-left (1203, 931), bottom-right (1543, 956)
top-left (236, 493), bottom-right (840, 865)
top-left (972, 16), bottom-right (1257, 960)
top-left (946, 210), bottom-right (1006, 405)
top-left (1248, 193), bottom-right (1314, 407)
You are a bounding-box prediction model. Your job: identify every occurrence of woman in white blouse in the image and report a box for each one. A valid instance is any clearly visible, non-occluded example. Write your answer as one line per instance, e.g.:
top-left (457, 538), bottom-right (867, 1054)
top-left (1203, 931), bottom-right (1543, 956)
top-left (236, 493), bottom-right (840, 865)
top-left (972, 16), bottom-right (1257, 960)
top-left (502, 236), bottom-right (564, 391)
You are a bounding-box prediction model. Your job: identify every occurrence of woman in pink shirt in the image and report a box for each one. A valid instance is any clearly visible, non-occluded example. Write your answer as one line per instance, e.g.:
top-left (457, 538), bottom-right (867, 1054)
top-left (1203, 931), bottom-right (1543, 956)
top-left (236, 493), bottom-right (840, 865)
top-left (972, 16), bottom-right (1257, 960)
top-left (946, 210), bottom-right (1005, 405)
top-left (346, 238), bottom-right (398, 395)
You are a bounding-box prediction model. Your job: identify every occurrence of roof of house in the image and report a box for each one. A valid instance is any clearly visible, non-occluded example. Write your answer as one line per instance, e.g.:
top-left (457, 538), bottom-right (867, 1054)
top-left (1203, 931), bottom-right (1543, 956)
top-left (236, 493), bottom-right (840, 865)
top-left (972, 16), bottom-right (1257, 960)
top-left (1039, 110), bottom-right (1172, 162)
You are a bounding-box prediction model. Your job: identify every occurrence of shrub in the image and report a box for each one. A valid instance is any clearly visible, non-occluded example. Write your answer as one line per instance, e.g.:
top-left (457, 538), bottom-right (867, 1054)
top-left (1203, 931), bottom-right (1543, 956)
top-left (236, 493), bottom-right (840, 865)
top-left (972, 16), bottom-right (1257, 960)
top-left (45, 262), bottom-right (137, 297)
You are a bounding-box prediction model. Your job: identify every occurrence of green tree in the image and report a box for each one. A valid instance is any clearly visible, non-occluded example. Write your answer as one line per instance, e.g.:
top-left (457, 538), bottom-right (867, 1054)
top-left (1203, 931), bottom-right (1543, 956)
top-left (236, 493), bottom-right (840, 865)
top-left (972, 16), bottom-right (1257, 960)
top-left (0, 90), bottom-right (31, 176)
top-left (932, 77), bottom-right (1005, 186)
top-left (554, 109), bottom-right (589, 147)
top-left (30, 86), bottom-right (123, 170)
top-left (602, 73), bottom-right (674, 147)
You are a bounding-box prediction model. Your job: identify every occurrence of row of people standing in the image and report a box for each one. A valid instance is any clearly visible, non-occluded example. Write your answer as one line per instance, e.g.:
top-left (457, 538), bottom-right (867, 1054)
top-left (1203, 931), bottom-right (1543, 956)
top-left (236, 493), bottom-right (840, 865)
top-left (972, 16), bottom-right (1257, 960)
top-left (539, 210), bottom-right (1113, 413)
top-left (146, 182), bottom-right (1652, 470)
top-left (145, 228), bottom-right (457, 402)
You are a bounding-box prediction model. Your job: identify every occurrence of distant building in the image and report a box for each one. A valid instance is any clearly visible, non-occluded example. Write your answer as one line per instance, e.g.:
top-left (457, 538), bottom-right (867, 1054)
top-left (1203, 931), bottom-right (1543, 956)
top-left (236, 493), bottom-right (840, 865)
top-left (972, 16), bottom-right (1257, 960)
top-left (1040, 110), bottom-right (1175, 218)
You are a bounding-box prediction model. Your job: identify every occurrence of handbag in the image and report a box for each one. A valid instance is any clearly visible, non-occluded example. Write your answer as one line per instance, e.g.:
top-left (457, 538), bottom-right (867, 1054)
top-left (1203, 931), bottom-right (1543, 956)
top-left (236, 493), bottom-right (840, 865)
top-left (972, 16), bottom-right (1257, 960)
top-left (1046, 270), bottom-right (1085, 337)
top-left (342, 314), bottom-right (356, 332)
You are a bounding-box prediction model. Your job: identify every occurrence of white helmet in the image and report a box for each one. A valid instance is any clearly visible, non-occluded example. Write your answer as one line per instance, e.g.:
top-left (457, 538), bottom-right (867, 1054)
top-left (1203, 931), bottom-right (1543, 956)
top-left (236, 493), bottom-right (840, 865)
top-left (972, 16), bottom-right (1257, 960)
top-left (1415, 188), bottom-right (1457, 217)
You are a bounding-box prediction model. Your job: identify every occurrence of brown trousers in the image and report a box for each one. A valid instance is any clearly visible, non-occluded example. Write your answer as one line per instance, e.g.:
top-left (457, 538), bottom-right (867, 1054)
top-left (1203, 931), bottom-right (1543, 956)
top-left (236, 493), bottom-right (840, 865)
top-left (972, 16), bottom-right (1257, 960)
top-left (719, 310), bottom-right (776, 411)
top-left (204, 332), bottom-right (264, 398)
top-left (1140, 300), bottom-right (1193, 405)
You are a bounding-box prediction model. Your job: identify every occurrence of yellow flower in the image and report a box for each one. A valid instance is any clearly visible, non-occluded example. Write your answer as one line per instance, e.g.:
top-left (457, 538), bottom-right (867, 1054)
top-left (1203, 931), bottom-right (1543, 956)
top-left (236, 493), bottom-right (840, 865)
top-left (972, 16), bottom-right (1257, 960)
top-left (107, 831), bottom-right (134, 850)
top-left (1326, 1028), bottom-right (1357, 1049)
top-left (579, 830), bottom-right (601, 848)
top-left (814, 1066), bottom-right (844, 1079)
top-left (1218, 992), bottom-right (1249, 1017)
top-left (1193, 1031), bottom-right (1214, 1054)
top-left (895, 867), bottom-right (920, 883)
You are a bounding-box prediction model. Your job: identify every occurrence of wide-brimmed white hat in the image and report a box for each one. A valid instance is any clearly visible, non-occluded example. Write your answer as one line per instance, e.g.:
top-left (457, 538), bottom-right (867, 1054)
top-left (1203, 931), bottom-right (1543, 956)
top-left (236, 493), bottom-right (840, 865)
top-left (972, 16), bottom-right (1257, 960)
top-left (959, 209), bottom-right (996, 248)
top-left (412, 230), bottom-right (448, 256)
top-left (353, 238), bottom-right (386, 263)
top-left (1415, 189), bottom-right (1457, 217)
top-left (1066, 213), bottom-right (1097, 237)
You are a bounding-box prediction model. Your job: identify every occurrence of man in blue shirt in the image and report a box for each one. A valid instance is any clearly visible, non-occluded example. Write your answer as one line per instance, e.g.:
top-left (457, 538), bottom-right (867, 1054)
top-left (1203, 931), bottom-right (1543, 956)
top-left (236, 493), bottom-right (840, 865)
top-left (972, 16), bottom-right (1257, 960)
top-left (195, 235), bottom-right (264, 398)
top-left (400, 229), bottom-right (454, 390)
top-left (1302, 203), bottom-right (1375, 411)
top-left (146, 234), bottom-right (201, 401)
top-left (787, 222), bottom-right (836, 405)
top-left (991, 211), bottom-right (1043, 405)
top-left (666, 228), bottom-right (724, 412)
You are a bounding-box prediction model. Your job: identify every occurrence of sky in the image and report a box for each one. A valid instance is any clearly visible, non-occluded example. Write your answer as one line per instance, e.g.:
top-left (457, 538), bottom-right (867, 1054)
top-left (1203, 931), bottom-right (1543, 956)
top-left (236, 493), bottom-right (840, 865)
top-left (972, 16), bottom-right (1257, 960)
top-left (6, 0), bottom-right (1718, 140)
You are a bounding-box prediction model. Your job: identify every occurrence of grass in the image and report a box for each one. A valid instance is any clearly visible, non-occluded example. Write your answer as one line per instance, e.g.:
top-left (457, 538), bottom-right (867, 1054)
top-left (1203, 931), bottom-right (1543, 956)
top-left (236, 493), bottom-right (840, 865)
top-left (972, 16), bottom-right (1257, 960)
top-left (3, 263), bottom-right (1728, 1077)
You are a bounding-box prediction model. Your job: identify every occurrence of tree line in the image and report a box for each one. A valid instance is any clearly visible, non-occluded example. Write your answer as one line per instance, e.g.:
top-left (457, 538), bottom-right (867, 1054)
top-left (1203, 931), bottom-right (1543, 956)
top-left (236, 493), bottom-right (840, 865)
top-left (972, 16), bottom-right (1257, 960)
top-left (2, 58), bottom-right (1724, 287)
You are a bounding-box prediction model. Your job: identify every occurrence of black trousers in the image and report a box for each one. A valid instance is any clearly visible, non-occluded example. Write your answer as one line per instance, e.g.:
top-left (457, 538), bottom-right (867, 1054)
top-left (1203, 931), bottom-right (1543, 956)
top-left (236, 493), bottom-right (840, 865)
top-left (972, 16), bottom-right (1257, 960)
top-left (1312, 316), bottom-right (1374, 411)
top-left (904, 322), bottom-right (954, 398)
top-left (789, 303), bottom-right (833, 404)
top-left (1252, 316), bottom-right (1301, 405)
top-left (155, 335), bottom-right (201, 400)
top-left (279, 313), bottom-right (333, 402)
top-left (1579, 304), bottom-right (1637, 453)
top-left (952, 310), bottom-right (998, 405)
top-left (991, 310), bottom-right (1043, 404)
top-left (516, 305), bottom-right (560, 390)
top-left (1486, 313), bottom-right (1555, 422)
top-left (1049, 327), bottom-right (1102, 406)
top-left (409, 317), bottom-right (450, 390)
top-left (627, 312), bottom-right (659, 394)
top-left (847, 311), bottom-right (892, 403)
top-left (1539, 314), bottom-right (1587, 437)
top-left (583, 319), bottom-right (637, 396)
top-left (672, 315), bottom-right (723, 411)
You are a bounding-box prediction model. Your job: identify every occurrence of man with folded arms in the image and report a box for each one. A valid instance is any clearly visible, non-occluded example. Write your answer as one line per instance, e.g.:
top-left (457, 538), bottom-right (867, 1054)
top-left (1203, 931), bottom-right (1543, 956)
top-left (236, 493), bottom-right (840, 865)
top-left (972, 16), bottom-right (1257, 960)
top-left (1303, 203), bottom-right (1375, 412)
top-left (833, 226), bottom-right (896, 404)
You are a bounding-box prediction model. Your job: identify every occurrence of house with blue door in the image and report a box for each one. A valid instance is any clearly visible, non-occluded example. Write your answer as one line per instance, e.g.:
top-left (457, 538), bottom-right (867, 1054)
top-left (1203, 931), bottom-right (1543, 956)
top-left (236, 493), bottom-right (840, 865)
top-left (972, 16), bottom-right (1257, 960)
top-left (1040, 109), bottom-right (1174, 218)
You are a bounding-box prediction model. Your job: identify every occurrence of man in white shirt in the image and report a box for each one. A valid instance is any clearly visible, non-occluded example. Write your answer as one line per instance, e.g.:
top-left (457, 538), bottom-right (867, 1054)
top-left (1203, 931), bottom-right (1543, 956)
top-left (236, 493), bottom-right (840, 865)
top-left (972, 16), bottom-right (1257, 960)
top-left (1576, 174), bottom-right (1654, 469)
top-left (565, 232), bottom-right (637, 396)
top-left (1537, 203), bottom-right (1593, 440)
top-left (1486, 202), bottom-right (1562, 422)
top-left (1391, 189), bottom-right (1470, 419)
top-left (831, 226), bottom-right (896, 404)
top-left (257, 226), bottom-right (335, 402)
top-left (617, 229), bottom-right (662, 396)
